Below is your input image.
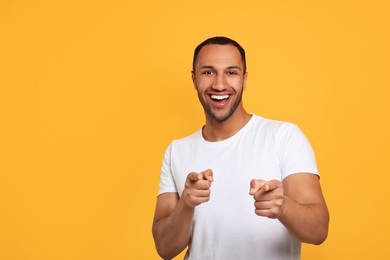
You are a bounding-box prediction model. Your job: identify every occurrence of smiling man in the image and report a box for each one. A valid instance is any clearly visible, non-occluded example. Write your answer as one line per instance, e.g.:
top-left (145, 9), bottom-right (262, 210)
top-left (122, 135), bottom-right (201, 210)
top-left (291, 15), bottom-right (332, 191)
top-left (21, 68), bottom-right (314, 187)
top-left (152, 36), bottom-right (329, 260)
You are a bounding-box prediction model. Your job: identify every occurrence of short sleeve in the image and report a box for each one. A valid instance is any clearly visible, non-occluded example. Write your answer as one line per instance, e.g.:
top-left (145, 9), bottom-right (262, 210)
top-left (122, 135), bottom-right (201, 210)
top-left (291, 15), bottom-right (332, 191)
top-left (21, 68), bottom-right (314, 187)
top-left (276, 124), bottom-right (319, 180)
top-left (157, 143), bottom-right (178, 196)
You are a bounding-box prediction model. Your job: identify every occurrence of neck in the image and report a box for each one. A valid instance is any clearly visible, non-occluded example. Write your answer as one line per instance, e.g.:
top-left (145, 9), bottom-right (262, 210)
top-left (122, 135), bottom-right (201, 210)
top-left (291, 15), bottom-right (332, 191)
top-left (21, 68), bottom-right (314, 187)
top-left (202, 107), bottom-right (252, 142)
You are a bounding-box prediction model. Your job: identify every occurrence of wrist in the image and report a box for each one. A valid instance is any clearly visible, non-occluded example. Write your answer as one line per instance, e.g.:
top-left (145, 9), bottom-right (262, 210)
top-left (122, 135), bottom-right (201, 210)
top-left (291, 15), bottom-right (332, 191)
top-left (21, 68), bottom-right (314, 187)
top-left (278, 195), bottom-right (289, 221)
top-left (179, 194), bottom-right (196, 211)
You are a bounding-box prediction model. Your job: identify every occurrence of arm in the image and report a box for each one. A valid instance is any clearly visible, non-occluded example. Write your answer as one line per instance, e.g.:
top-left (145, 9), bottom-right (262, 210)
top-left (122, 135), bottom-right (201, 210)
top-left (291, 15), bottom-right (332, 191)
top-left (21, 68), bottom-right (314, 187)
top-left (249, 173), bottom-right (329, 245)
top-left (152, 170), bottom-right (213, 259)
top-left (152, 192), bottom-right (194, 259)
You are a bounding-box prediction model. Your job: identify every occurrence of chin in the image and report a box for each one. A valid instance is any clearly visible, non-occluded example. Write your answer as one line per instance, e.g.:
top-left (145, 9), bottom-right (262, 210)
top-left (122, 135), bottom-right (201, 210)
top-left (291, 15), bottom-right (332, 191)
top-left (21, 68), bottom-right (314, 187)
top-left (207, 110), bottom-right (234, 122)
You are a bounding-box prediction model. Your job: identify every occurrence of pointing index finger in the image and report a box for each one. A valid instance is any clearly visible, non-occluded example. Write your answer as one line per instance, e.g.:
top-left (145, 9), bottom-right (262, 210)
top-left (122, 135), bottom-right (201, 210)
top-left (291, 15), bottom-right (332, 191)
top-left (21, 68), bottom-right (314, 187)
top-left (249, 179), bottom-right (266, 195)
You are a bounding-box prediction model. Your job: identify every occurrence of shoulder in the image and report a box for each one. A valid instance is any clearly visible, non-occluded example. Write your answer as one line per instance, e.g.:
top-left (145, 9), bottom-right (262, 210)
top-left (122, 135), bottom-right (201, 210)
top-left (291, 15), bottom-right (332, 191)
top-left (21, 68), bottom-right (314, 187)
top-left (250, 114), bottom-right (298, 136)
top-left (169, 128), bottom-right (203, 150)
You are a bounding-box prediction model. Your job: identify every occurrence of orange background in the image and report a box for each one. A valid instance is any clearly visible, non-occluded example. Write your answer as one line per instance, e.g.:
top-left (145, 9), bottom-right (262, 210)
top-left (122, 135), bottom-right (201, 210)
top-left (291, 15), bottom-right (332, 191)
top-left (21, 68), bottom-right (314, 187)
top-left (1, 1), bottom-right (389, 259)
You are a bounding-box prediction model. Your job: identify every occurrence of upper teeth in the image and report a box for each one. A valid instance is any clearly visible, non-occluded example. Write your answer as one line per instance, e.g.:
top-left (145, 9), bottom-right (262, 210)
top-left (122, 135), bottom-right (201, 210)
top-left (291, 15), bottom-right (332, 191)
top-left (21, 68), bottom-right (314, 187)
top-left (211, 95), bottom-right (229, 100)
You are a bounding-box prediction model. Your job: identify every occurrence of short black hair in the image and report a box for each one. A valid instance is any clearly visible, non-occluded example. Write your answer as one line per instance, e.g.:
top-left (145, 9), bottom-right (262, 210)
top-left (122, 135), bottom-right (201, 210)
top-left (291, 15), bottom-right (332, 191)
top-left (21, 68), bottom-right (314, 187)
top-left (192, 36), bottom-right (246, 73)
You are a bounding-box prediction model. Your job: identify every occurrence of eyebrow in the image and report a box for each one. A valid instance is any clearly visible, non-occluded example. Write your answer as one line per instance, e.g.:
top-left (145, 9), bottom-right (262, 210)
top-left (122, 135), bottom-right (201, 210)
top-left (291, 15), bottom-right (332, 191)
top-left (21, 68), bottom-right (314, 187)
top-left (199, 65), bottom-right (242, 70)
top-left (227, 66), bottom-right (242, 70)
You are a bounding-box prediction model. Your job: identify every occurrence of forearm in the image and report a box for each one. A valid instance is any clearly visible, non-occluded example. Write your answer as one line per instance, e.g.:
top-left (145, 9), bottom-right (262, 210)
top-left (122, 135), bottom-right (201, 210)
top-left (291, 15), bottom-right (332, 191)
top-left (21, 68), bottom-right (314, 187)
top-left (278, 195), bottom-right (329, 244)
top-left (153, 199), bottom-right (195, 259)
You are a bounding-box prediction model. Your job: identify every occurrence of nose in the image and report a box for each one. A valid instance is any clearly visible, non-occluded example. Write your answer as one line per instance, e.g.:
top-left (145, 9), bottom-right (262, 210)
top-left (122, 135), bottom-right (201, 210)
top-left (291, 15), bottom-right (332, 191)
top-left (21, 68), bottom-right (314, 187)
top-left (211, 73), bottom-right (227, 91)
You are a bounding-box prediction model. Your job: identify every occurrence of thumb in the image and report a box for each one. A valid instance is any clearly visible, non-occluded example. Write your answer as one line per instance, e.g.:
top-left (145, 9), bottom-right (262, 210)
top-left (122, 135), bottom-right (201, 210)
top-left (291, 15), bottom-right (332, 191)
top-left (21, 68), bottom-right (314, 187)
top-left (263, 180), bottom-right (281, 192)
top-left (249, 179), bottom-right (266, 195)
top-left (188, 172), bottom-right (200, 182)
top-left (201, 169), bottom-right (213, 182)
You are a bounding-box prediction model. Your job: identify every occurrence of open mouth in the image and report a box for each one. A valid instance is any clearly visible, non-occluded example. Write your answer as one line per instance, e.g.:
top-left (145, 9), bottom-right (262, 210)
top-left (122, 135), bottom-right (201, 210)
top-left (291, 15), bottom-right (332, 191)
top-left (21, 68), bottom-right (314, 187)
top-left (210, 94), bottom-right (230, 102)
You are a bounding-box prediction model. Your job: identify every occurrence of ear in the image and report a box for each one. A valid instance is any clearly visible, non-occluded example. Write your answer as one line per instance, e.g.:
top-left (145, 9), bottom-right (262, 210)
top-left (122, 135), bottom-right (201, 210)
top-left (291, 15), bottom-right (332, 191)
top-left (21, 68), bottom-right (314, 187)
top-left (243, 72), bottom-right (248, 90)
top-left (191, 71), bottom-right (196, 89)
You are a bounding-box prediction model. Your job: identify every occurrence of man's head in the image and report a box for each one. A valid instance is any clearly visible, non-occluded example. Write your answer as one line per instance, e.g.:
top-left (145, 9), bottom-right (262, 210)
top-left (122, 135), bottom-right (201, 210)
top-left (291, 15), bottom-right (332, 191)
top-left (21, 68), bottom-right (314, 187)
top-left (191, 36), bottom-right (248, 123)
top-left (193, 36), bottom-right (246, 74)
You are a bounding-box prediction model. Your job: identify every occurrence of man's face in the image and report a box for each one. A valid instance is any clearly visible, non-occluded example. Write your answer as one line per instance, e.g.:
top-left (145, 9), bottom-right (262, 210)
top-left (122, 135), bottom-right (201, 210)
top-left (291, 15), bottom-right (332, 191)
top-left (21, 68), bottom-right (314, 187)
top-left (192, 44), bottom-right (247, 122)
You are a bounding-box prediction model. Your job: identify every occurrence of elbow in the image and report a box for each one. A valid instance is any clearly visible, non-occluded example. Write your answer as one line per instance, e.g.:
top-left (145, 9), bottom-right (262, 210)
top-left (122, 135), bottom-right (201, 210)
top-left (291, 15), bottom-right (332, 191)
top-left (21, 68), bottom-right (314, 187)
top-left (155, 242), bottom-right (182, 260)
top-left (307, 214), bottom-right (330, 245)
top-left (317, 221), bottom-right (330, 245)
top-left (152, 230), bottom-right (169, 259)
top-left (311, 229), bottom-right (328, 245)
top-left (301, 226), bottom-right (328, 245)
top-left (152, 228), bottom-right (181, 260)
top-left (155, 246), bottom-right (173, 260)
top-left (316, 211), bottom-right (330, 245)
top-left (153, 237), bottom-right (170, 259)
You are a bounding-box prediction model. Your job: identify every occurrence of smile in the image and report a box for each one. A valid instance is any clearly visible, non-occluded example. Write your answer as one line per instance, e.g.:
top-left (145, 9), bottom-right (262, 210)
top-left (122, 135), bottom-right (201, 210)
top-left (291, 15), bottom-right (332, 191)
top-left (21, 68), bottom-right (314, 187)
top-left (210, 94), bottom-right (230, 101)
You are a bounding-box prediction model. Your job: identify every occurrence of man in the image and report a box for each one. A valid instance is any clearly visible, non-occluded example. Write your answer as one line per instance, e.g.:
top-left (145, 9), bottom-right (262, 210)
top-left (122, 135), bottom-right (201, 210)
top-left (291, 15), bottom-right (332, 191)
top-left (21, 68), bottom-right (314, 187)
top-left (152, 36), bottom-right (329, 260)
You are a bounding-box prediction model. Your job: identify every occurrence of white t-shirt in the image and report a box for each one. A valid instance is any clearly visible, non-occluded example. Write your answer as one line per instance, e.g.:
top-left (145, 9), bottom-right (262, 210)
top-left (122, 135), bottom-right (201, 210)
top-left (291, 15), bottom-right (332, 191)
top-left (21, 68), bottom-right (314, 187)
top-left (158, 115), bottom-right (319, 260)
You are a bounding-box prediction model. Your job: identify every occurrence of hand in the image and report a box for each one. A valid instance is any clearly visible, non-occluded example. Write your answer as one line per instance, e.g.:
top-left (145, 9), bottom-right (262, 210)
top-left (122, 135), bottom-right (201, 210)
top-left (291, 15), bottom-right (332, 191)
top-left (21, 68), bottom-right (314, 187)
top-left (182, 169), bottom-right (213, 208)
top-left (249, 179), bottom-right (285, 219)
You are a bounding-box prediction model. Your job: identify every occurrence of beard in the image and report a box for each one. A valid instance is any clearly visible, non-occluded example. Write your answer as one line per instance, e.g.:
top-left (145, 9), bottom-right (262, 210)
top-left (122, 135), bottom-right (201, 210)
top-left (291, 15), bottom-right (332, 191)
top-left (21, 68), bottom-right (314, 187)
top-left (197, 87), bottom-right (244, 122)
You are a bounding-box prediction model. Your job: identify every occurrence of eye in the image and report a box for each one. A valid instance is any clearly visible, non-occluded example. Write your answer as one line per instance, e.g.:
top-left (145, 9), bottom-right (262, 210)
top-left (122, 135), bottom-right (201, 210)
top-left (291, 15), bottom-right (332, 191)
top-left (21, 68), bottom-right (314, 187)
top-left (202, 70), bottom-right (214, 75)
top-left (227, 70), bottom-right (238, 75)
